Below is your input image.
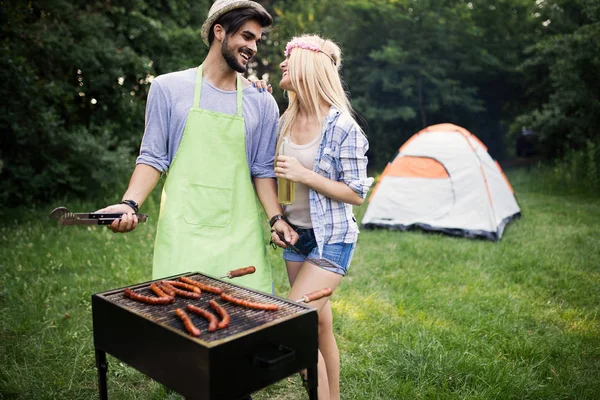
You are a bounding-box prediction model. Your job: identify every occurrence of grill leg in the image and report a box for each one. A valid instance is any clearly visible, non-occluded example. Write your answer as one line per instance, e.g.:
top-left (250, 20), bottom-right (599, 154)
top-left (95, 348), bottom-right (108, 400)
top-left (307, 364), bottom-right (318, 400)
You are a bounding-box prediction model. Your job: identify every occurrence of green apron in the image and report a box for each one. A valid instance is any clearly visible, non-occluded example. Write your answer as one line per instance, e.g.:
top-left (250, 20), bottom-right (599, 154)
top-left (152, 65), bottom-right (272, 293)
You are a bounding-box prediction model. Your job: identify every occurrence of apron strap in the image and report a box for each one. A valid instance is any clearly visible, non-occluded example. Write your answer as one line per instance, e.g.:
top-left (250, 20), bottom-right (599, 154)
top-left (194, 64), bottom-right (243, 117)
top-left (236, 73), bottom-right (243, 117)
top-left (193, 65), bottom-right (203, 109)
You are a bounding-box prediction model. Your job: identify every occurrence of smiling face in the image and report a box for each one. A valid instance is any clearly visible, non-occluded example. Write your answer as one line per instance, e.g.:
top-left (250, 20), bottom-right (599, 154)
top-left (279, 57), bottom-right (294, 92)
top-left (218, 19), bottom-right (262, 73)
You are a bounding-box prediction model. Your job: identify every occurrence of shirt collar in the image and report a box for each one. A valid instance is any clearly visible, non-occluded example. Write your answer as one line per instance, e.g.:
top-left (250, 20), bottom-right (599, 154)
top-left (324, 105), bottom-right (341, 124)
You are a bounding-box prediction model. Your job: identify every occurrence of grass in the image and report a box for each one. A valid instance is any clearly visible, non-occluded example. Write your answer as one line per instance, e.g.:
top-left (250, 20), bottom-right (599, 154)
top-left (1, 168), bottom-right (599, 399)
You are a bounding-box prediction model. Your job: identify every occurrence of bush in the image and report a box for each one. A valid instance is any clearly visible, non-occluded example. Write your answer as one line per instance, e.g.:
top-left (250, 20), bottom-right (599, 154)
top-left (0, 0), bottom-right (208, 207)
top-left (526, 140), bottom-right (600, 196)
top-left (512, 3), bottom-right (600, 160)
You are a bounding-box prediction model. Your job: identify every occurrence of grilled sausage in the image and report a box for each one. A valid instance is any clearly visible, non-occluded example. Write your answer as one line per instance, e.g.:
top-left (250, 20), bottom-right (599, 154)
top-left (228, 266), bottom-right (256, 278)
top-left (161, 281), bottom-right (201, 299)
top-left (124, 288), bottom-right (174, 305)
top-left (220, 293), bottom-right (279, 311)
top-left (175, 308), bottom-right (201, 337)
top-left (149, 282), bottom-right (172, 299)
top-left (180, 276), bottom-right (223, 295)
top-left (157, 282), bottom-right (176, 297)
top-left (302, 288), bottom-right (333, 303)
top-left (209, 300), bottom-right (230, 329)
top-left (162, 280), bottom-right (201, 294)
top-left (186, 304), bottom-right (219, 332)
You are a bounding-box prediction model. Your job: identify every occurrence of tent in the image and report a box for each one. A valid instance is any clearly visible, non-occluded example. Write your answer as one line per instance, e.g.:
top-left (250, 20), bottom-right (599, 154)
top-left (362, 123), bottom-right (521, 240)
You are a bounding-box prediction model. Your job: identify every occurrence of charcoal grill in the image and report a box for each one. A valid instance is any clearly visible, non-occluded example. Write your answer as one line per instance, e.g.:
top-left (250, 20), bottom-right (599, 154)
top-left (92, 272), bottom-right (318, 399)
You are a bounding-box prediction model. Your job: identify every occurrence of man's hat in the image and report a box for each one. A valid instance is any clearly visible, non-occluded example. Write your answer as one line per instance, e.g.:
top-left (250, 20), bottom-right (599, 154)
top-left (201, 0), bottom-right (269, 46)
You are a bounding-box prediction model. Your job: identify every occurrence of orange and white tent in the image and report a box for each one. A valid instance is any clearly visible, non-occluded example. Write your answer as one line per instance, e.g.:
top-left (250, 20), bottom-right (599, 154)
top-left (362, 123), bottom-right (520, 240)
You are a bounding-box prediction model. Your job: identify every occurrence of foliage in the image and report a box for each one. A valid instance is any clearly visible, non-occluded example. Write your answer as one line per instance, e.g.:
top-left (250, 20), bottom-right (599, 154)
top-left (524, 139), bottom-right (600, 196)
top-left (270, 0), bottom-right (541, 167)
top-left (512, 0), bottom-right (600, 159)
top-left (0, 0), bottom-right (210, 206)
top-left (338, 0), bottom-right (487, 165)
top-left (1, 0), bottom-right (598, 202)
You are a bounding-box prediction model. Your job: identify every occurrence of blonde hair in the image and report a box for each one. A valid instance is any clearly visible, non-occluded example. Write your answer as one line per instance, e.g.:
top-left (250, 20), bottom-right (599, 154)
top-left (276, 34), bottom-right (360, 155)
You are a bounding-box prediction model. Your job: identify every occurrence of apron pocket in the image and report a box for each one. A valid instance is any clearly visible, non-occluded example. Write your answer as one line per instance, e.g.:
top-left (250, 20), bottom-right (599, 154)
top-left (184, 183), bottom-right (233, 227)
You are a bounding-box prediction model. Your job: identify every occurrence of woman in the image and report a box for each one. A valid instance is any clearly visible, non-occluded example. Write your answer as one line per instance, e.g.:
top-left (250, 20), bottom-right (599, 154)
top-left (272, 34), bottom-right (373, 400)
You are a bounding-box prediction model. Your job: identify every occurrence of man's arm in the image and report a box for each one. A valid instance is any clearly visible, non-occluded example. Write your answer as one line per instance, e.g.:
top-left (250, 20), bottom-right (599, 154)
top-left (96, 164), bottom-right (162, 233)
top-left (97, 77), bottom-right (171, 233)
top-left (253, 177), bottom-right (298, 246)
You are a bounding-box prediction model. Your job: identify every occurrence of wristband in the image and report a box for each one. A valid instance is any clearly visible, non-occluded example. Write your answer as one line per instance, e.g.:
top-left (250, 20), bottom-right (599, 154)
top-left (269, 214), bottom-right (287, 227)
top-left (120, 199), bottom-right (139, 213)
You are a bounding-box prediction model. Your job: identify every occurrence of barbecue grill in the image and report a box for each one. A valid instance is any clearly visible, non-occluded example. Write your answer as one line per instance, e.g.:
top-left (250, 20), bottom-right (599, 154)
top-left (92, 272), bottom-right (319, 399)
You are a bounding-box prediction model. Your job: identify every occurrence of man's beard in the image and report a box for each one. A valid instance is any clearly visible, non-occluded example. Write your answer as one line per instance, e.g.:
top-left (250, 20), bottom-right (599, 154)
top-left (222, 36), bottom-right (248, 73)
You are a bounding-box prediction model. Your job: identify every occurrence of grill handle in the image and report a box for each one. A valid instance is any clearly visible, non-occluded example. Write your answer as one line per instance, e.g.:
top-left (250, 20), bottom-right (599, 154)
top-left (253, 344), bottom-right (296, 369)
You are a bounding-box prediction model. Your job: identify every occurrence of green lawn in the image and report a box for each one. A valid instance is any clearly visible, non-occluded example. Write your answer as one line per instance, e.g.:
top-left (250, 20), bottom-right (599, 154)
top-left (1, 168), bottom-right (599, 399)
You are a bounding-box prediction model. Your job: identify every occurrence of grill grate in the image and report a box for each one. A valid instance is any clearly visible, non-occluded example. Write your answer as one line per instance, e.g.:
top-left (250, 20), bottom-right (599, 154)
top-left (102, 273), bottom-right (308, 342)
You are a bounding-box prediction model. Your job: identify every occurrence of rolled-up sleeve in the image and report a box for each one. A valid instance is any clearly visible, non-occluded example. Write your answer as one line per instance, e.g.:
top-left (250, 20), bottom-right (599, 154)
top-left (339, 124), bottom-right (374, 199)
top-left (136, 80), bottom-right (170, 173)
top-left (250, 96), bottom-right (279, 178)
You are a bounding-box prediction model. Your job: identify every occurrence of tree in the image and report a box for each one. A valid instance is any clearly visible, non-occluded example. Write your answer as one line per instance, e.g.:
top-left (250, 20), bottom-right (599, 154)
top-left (513, 0), bottom-right (600, 158)
top-left (0, 0), bottom-right (210, 206)
top-left (326, 0), bottom-right (489, 166)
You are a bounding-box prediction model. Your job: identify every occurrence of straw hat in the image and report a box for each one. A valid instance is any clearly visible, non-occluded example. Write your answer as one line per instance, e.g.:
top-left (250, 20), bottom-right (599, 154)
top-left (201, 0), bottom-right (268, 46)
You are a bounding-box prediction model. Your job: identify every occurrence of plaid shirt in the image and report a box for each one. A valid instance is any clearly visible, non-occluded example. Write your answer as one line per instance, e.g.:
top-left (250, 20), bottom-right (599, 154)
top-left (285, 107), bottom-right (373, 256)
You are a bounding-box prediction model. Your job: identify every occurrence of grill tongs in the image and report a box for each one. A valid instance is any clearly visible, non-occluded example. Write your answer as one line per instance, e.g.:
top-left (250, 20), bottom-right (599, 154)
top-left (271, 230), bottom-right (341, 271)
top-left (49, 206), bottom-right (148, 226)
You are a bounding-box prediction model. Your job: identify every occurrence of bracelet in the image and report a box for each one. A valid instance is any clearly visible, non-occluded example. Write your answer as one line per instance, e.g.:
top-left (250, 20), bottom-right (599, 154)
top-left (120, 199), bottom-right (139, 213)
top-left (269, 214), bottom-right (287, 227)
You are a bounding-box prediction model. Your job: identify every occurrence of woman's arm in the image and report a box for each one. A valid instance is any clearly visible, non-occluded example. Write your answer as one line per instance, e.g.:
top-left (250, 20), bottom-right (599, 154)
top-left (275, 156), bottom-right (364, 205)
top-left (275, 121), bottom-right (372, 206)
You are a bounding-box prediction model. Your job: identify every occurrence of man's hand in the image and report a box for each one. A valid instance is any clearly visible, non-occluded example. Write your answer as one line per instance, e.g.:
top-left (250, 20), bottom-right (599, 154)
top-left (95, 164), bottom-right (160, 233)
top-left (270, 219), bottom-right (298, 248)
top-left (95, 204), bottom-right (139, 233)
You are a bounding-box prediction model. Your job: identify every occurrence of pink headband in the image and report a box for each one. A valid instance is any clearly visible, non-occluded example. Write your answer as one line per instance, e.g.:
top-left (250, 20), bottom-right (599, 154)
top-left (284, 39), bottom-right (337, 66)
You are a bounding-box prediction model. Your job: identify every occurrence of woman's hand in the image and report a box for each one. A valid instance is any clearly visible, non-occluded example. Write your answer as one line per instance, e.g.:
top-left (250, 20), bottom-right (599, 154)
top-left (249, 79), bottom-right (273, 94)
top-left (275, 155), bottom-right (312, 184)
top-left (277, 155), bottom-right (365, 205)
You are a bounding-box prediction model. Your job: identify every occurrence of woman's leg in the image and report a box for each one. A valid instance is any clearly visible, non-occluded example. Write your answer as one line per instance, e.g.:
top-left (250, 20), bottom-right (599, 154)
top-left (285, 260), bottom-right (303, 287)
top-left (318, 301), bottom-right (340, 400)
top-left (286, 260), bottom-right (343, 400)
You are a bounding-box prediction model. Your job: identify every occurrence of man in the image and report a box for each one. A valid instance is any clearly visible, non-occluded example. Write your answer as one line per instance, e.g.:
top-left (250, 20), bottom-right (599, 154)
top-left (98, 0), bottom-right (296, 293)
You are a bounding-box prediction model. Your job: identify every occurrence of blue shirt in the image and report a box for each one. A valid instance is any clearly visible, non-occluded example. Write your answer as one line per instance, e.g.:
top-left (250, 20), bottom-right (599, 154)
top-left (285, 107), bottom-right (374, 256)
top-left (137, 67), bottom-right (279, 178)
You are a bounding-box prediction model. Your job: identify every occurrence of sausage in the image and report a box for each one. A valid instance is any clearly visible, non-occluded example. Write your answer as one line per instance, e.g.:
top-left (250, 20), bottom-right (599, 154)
top-left (185, 304), bottom-right (219, 332)
top-left (180, 276), bottom-right (223, 295)
top-left (149, 282), bottom-right (173, 299)
top-left (228, 266), bottom-right (256, 278)
top-left (161, 281), bottom-right (201, 299)
top-left (209, 300), bottom-right (230, 329)
top-left (162, 280), bottom-right (201, 294)
top-left (301, 288), bottom-right (333, 303)
top-left (157, 282), bottom-right (176, 297)
top-left (124, 288), bottom-right (174, 305)
top-left (220, 293), bottom-right (279, 311)
top-left (175, 308), bottom-right (201, 337)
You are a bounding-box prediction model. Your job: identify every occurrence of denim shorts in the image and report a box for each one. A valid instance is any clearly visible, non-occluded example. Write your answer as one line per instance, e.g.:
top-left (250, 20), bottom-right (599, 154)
top-left (282, 227), bottom-right (355, 276)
